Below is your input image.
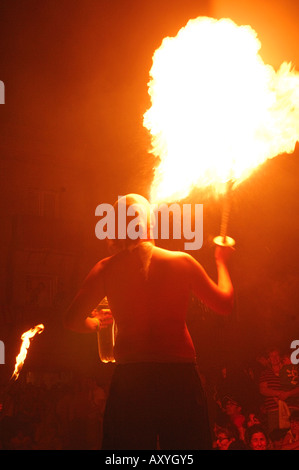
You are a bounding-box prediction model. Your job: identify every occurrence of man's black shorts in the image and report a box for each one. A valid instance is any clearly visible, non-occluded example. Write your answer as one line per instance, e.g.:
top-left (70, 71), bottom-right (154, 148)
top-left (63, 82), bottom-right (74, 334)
top-left (102, 362), bottom-right (212, 450)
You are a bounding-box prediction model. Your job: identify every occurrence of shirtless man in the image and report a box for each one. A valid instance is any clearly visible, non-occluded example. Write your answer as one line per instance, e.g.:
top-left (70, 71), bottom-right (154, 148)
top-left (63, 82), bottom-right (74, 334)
top-left (64, 194), bottom-right (234, 450)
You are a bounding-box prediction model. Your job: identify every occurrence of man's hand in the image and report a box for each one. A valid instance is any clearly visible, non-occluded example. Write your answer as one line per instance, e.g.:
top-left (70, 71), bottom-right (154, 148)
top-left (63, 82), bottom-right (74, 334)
top-left (93, 308), bottom-right (114, 329)
top-left (277, 391), bottom-right (290, 401)
top-left (215, 245), bottom-right (234, 265)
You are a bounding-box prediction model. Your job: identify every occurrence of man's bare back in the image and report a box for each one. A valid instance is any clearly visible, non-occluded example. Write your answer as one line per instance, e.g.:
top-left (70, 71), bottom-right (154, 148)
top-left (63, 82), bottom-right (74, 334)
top-left (65, 241), bottom-right (233, 363)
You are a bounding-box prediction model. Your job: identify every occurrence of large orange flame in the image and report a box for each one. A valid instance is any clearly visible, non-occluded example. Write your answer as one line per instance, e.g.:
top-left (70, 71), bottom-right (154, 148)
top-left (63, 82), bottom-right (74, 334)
top-left (11, 324), bottom-right (45, 381)
top-left (143, 17), bottom-right (299, 203)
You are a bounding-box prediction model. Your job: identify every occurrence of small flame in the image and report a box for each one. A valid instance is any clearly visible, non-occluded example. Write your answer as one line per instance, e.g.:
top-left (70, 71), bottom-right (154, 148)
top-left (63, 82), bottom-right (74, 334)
top-left (11, 324), bottom-right (45, 381)
top-left (143, 17), bottom-right (299, 203)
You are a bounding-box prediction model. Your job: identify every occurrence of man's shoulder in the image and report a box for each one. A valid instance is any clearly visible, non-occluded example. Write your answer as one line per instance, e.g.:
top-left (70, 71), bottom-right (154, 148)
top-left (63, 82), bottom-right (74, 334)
top-left (153, 246), bottom-right (192, 262)
top-left (91, 255), bottom-right (115, 274)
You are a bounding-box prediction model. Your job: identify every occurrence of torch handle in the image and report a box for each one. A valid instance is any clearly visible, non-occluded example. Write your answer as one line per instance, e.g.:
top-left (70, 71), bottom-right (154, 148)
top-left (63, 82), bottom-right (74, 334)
top-left (213, 180), bottom-right (235, 247)
top-left (220, 192), bottom-right (232, 242)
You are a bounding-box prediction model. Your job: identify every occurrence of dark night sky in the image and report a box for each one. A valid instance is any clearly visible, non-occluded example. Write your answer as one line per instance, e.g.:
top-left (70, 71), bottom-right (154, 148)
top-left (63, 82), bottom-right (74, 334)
top-left (0, 0), bottom-right (298, 375)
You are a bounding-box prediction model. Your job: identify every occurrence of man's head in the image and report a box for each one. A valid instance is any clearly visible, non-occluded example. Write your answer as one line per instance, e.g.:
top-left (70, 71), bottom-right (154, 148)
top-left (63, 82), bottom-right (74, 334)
top-left (109, 194), bottom-right (155, 252)
top-left (222, 396), bottom-right (242, 416)
top-left (267, 348), bottom-right (281, 368)
top-left (245, 424), bottom-right (268, 450)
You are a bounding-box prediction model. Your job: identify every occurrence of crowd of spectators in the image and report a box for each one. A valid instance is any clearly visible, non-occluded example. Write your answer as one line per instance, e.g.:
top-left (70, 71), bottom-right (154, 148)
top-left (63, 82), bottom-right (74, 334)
top-left (0, 375), bottom-right (107, 450)
top-left (0, 345), bottom-right (298, 450)
top-left (211, 346), bottom-right (299, 450)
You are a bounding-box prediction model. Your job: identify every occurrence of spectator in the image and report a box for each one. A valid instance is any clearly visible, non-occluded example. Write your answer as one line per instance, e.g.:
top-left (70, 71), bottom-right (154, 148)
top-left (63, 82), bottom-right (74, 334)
top-left (222, 396), bottom-right (246, 441)
top-left (281, 410), bottom-right (299, 450)
top-left (259, 348), bottom-right (299, 433)
top-left (214, 425), bottom-right (237, 450)
top-left (259, 348), bottom-right (288, 432)
top-left (245, 424), bottom-right (270, 450)
top-left (214, 424), bottom-right (246, 450)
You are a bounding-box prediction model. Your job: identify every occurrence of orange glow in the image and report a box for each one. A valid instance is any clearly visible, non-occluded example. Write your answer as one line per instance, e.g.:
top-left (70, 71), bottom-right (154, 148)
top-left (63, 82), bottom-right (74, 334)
top-left (143, 17), bottom-right (299, 203)
top-left (11, 324), bottom-right (44, 381)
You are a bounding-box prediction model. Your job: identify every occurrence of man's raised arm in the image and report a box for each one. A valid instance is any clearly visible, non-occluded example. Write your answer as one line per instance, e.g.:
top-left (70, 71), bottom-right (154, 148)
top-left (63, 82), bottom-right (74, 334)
top-left (187, 246), bottom-right (234, 316)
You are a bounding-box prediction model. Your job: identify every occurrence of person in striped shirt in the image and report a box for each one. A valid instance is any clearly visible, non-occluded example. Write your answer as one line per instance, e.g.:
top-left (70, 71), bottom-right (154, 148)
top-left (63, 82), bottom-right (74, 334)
top-left (259, 348), bottom-right (299, 433)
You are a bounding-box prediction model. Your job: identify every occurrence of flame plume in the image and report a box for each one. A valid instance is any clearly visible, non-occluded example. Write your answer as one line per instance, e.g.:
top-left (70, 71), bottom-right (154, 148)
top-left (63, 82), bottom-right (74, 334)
top-left (11, 324), bottom-right (44, 381)
top-left (143, 17), bottom-right (299, 203)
